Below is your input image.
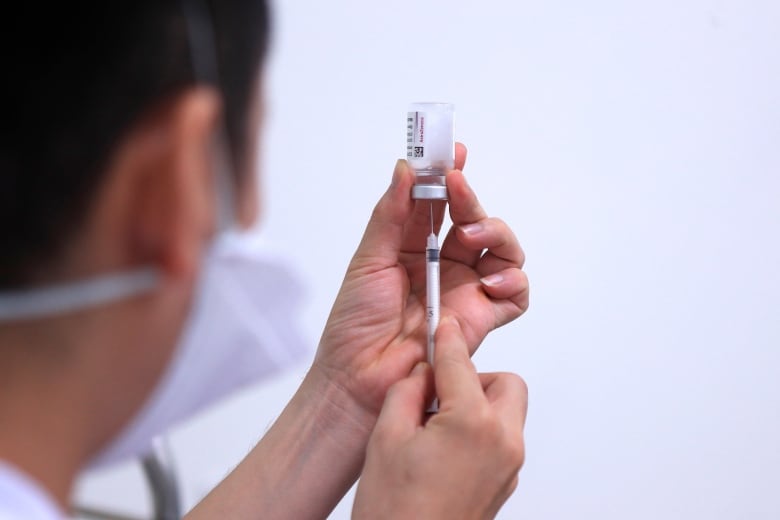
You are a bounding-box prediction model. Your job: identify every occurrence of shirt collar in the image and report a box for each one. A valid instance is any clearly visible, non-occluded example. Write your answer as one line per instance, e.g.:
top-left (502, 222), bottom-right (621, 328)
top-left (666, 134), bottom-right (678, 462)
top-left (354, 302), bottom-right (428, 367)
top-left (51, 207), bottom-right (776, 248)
top-left (0, 461), bottom-right (63, 520)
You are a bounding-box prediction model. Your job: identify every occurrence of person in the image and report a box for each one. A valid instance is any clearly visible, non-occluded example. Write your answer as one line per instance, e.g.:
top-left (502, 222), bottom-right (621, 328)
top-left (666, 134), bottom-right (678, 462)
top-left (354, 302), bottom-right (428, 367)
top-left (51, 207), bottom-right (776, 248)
top-left (0, 2), bottom-right (529, 518)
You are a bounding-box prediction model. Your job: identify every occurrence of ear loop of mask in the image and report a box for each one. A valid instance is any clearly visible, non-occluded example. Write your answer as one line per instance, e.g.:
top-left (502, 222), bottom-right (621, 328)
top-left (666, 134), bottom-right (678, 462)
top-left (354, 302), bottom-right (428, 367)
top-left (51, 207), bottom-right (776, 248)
top-left (180, 0), bottom-right (239, 231)
top-left (0, 0), bottom-right (237, 322)
top-left (0, 271), bottom-right (161, 322)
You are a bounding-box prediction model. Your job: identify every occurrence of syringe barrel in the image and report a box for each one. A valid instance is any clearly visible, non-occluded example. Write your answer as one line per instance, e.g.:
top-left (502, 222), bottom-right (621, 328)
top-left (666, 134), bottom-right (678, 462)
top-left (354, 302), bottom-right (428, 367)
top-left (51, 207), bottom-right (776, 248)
top-left (425, 235), bottom-right (440, 367)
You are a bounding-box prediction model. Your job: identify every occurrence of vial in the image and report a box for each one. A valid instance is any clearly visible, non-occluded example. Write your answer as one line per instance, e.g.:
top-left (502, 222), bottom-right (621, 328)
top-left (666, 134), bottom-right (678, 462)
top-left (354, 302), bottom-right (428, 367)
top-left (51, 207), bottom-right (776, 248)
top-left (406, 102), bottom-right (454, 200)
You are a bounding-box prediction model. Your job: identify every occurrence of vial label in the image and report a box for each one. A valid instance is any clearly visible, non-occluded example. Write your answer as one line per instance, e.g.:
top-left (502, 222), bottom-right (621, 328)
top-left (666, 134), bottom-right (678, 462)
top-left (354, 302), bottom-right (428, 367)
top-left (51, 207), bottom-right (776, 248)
top-left (407, 112), bottom-right (425, 159)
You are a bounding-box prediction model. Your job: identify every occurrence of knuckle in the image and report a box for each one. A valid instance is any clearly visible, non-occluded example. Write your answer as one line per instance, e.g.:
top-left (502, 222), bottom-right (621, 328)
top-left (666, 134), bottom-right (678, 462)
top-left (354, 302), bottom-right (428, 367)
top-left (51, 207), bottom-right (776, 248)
top-left (370, 196), bottom-right (387, 219)
top-left (510, 373), bottom-right (529, 399)
top-left (519, 294), bottom-right (530, 314)
top-left (516, 244), bottom-right (526, 268)
top-left (503, 372), bottom-right (529, 410)
top-left (518, 269), bottom-right (529, 287)
top-left (487, 216), bottom-right (507, 233)
top-left (461, 405), bottom-right (501, 440)
top-left (506, 474), bottom-right (520, 497)
top-left (498, 374), bottom-right (527, 468)
top-left (467, 195), bottom-right (483, 215)
top-left (504, 436), bottom-right (526, 470)
top-left (488, 217), bottom-right (511, 245)
top-left (452, 402), bottom-right (481, 430)
top-left (489, 217), bottom-right (525, 266)
top-left (510, 274), bottom-right (530, 315)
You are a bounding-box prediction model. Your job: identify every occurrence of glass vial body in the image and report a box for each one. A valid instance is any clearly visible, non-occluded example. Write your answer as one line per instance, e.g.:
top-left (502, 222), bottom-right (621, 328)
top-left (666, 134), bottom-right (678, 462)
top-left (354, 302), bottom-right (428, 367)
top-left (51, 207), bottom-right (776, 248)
top-left (406, 102), bottom-right (454, 200)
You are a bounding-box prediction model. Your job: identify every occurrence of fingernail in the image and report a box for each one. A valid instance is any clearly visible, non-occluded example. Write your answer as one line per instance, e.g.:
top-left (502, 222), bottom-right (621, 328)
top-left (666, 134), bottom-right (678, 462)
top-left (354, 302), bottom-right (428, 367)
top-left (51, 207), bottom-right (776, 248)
top-left (412, 362), bottom-right (427, 375)
top-left (460, 222), bottom-right (484, 236)
top-left (480, 274), bottom-right (504, 287)
top-left (391, 159), bottom-right (405, 188)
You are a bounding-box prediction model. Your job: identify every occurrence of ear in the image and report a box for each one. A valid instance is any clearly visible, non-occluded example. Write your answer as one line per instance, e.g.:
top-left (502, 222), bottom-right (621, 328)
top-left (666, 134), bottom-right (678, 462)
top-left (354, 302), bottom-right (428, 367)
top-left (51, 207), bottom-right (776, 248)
top-left (100, 87), bottom-right (223, 282)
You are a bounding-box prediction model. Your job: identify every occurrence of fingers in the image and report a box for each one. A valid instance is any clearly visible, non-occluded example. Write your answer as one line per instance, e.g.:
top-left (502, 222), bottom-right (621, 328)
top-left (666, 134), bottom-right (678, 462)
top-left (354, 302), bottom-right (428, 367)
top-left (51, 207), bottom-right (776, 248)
top-left (478, 372), bottom-right (529, 431)
top-left (449, 217), bottom-right (526, 269)
top-left (446, 169), bottom-right (488, 226)
top-left (440, 170), bottom-right (489, 265)
top-left (433, 317), bottom-right (484, 408)
top-left (437, 172), bottom-right (528, 326)
top-left (375, 362), bottom-right (434, 440)
top-left (464, 218), bottom-right (525, 268)
top-left (454, 142), bottom-right (468, 171)
top-left (478, 371), bottom-right (528, 475)
top-left (351, 160), bottom-right (416, 269)
top-left (480, 268), bottom-right (527, 299)
top-left (479, 267), bottom-right (530, 324)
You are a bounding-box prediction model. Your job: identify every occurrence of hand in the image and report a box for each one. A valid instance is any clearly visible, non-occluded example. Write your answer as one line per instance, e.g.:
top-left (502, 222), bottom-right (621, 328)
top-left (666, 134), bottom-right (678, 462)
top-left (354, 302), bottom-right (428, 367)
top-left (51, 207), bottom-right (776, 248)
top-left (352, 317), bottom-right (528, 519)
top-left (312, 144), bottom-right (529, 429)
top-left (189, 147), bottom-right (529, 520)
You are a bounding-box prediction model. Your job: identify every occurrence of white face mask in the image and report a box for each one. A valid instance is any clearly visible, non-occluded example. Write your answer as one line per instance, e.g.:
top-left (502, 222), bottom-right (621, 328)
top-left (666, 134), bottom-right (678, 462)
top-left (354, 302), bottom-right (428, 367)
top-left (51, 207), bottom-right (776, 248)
top-left (88, 232), bottom-right (310, 468)
top-left (0, 231), bottom-right (310, 469)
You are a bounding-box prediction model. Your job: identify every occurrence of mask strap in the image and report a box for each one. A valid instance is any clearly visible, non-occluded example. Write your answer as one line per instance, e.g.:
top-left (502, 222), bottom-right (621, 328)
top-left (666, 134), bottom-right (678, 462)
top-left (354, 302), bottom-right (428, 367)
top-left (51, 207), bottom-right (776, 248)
top-left (0, 2), bottom-right (235, 323)
top-left (0, 268), bottom-right (160, 322)
top-left (180, 0), bottom-right (238, 231)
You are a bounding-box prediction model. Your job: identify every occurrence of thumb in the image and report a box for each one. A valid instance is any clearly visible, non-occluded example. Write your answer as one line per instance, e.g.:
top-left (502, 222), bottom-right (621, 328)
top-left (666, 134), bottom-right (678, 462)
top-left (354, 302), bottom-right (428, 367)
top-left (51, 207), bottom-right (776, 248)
top-left (350, 159), bottom-right (415, 269)
top-left (434, 317), bottom-right (483, 408)
top-left (374, 362), bottom-right (432, 440)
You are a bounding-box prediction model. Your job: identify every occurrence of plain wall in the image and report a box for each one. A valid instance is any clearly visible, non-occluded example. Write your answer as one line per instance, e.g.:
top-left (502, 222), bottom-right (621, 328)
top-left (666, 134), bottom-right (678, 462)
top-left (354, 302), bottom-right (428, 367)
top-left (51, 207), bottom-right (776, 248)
top-left (75, 0), bottom-right (780, 518)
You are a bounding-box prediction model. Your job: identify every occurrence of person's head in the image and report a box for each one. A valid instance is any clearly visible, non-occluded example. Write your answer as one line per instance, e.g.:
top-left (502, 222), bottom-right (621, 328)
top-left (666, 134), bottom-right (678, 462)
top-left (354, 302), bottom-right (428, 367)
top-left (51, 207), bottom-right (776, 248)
top-left (0, 1), bottom-right (270, 458)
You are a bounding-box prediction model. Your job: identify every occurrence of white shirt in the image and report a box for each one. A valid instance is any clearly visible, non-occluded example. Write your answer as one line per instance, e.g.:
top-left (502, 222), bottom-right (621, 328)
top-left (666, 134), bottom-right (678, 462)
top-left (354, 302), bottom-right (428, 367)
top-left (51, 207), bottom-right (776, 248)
top-left (0, 462), bottom-right (62, 520)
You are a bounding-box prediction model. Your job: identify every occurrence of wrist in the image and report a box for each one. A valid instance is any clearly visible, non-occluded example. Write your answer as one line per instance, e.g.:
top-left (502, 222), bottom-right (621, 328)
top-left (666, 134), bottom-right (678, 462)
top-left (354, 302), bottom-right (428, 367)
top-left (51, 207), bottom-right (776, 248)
top-left (188, 362), bottom-right (380, 520)
top-left (301, 361), bottom-right (378, 445)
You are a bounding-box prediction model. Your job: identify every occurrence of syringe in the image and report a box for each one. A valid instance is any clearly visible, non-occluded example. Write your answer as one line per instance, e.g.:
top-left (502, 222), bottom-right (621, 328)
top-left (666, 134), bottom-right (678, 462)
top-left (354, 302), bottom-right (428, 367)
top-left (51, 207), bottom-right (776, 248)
top-left (407, 102), bottom-right (453, 412)
top-left (426, 203), bottom-right (441, 412)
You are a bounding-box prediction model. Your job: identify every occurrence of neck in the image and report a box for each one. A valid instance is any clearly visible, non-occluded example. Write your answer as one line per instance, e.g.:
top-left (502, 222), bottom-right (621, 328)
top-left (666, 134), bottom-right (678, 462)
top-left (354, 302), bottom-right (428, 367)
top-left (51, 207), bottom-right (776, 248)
top-left (0, 326), bottom-right (91, 510)
top-left (0, 278), bottom-right (191, 511)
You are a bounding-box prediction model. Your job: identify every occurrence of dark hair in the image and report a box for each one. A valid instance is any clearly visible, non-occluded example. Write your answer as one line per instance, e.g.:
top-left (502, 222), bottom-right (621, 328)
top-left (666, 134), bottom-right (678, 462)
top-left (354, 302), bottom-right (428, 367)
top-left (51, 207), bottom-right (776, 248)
top-left (0, 2), bottom-right (269, 289)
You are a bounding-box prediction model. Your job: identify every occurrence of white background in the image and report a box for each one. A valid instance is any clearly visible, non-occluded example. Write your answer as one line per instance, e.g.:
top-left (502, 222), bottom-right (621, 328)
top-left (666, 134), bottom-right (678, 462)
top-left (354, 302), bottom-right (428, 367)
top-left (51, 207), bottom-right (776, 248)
top-left (75, 0), bottom-right (780, 518)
